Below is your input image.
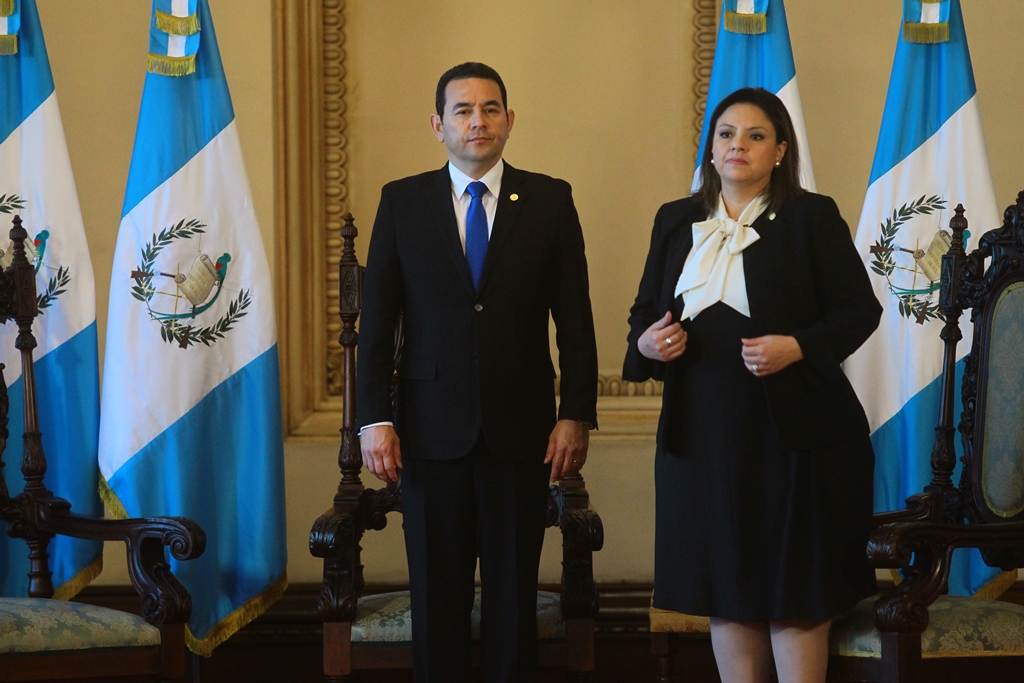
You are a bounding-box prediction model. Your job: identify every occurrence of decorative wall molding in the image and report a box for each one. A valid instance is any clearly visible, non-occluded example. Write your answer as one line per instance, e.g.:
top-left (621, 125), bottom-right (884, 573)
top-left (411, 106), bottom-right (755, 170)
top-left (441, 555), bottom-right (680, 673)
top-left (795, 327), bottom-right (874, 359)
top-left (692, 0), bottom-right (718, 151)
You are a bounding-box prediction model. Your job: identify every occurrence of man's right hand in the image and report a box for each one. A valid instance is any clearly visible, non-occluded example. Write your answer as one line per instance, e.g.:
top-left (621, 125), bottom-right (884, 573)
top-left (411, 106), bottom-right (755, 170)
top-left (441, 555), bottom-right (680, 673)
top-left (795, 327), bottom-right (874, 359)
top-left (360, 425), bottom-right (402, 483)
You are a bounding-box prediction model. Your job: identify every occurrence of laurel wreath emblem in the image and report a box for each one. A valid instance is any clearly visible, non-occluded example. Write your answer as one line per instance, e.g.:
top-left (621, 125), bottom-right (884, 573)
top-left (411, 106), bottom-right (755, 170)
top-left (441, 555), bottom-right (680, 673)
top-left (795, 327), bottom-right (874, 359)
top-left (0, 194), bottom-right (71, 314)
top-left (132, 218), bottom-right (251, 348)
top-left (869, 195), bottom-right (947, 323)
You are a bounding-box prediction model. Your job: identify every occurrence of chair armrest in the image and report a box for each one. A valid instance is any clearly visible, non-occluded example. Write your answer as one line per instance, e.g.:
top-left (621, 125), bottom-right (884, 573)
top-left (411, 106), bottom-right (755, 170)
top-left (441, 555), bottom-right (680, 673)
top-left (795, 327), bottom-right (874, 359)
top-left (35, 498), bottom-right (204, 626)
top-left (871, 491), bottom-right (944, 529)
top-left (550, 476), bottom-right (604, 620)
top-left (868, 518), bottom-right (1024, 633)
top-left (310, 482), bottom-right (401, 622)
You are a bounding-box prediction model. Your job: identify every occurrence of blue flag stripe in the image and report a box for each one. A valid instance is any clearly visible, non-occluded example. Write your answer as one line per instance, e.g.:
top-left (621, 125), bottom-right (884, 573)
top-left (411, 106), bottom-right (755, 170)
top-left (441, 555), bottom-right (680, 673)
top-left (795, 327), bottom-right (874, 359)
top-left (121, 0), bottom-right (233, 218)
top-left (0, 0), bottom-right (54, 147)
top-left (106, 345), bottom-right (286, 638)
top-left (696, 0), bottom-right (797, 163)
top-left (868, 0), bottom-right (975, 186)
top-left (0, 324), bottom-right (102, 596)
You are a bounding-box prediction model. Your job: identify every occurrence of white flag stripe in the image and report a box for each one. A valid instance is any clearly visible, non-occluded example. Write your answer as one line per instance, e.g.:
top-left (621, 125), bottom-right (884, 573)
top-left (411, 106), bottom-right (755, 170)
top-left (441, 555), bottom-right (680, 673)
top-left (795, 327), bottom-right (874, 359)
top-left (0, 93), bottom-right (96, 384)
top-left (99, 122), bottom-right (275, 479)
top-left (921, 3), bottom-right (941, 24)
top-left (775, 76), bottom-right (816, 192)
top-left (846, 95), bottom-right (999, 431)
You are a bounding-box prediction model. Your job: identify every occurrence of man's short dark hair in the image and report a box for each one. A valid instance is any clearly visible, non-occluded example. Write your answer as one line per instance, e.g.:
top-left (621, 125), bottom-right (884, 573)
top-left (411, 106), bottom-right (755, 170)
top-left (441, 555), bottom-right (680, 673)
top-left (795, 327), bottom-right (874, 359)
top-left (435, 62), bottom-right (508, 117)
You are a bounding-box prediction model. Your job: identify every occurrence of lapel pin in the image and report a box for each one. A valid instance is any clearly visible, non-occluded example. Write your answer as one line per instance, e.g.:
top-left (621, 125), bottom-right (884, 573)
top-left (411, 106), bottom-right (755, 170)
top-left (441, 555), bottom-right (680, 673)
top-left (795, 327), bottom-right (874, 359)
top-left (768, 212), bottom-right (776, 221)
top-left (510, 193), bottom-right (519, 202)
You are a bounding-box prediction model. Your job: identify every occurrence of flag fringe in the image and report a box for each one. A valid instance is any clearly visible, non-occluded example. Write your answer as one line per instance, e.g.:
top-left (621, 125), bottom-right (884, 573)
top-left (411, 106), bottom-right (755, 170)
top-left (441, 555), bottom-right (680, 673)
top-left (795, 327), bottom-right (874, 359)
top-left (0, 35), bottom-right (17, 56)
top-left (903, 21), bottom-right (950, 44)
top-left (916, 0), bottom-right (945, 3)
top-left (147, 53), bottom-right (196, 77)
top-left (186, 573), bottom-right (288, 657)
top-left (0, 0), bottom-right (13, 17)
top-left (156, 10), bottom-right (201, 36)
top-left (53, 555), bottom-right (104, 601)
top-left (724, 10), bottom-right (767, 35)
top-left (890, 567), bottom-right (1016, 600)
top-left (972, 569), bottom-right (1017, 600)
top-left (99, 475), bottom-right (130, 520)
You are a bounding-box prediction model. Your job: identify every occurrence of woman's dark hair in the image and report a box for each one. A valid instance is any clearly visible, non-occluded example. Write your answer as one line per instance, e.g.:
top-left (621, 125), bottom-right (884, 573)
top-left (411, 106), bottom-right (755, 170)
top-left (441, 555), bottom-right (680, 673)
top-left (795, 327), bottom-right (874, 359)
top-left (435, 62), bottom-right (508, 117)
top-left (693, 87), bottom-right (804, 216)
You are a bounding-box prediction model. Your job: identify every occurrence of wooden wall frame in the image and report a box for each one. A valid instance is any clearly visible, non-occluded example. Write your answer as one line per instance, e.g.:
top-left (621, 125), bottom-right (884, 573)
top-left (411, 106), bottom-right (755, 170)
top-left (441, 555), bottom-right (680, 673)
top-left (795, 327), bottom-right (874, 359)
top-left (273, 0), bottom-right (716, 439)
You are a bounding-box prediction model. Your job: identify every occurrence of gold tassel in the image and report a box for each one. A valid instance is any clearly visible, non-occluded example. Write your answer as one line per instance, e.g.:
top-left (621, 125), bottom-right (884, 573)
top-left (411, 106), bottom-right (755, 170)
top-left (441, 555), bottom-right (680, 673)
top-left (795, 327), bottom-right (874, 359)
top-left (147, 53), bottom-right (196, 77)
top-left (53, 556), bottom-right (104, 601)
top-left (99, 476), bottom-right (129, 520)
top-left (903, 21), bottom-right (950, 43)
top-left (725, 10), bottom-right (767, 35)
top-left (156, 10), bottom-right (200, 36)
top-left (0, 34), bottom-right (17, 56)
top-left (917, 0), bottom-right (945, 3)
top-left (185, 573), bottom-right (289, 656)
top-left (0, 0), bottom-right (14, 17)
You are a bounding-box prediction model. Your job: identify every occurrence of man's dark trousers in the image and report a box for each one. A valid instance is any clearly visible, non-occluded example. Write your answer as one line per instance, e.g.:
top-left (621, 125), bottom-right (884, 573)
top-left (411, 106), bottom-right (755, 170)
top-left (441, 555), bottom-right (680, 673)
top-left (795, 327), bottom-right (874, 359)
top-left (402, 435), bottom-right (549, 683)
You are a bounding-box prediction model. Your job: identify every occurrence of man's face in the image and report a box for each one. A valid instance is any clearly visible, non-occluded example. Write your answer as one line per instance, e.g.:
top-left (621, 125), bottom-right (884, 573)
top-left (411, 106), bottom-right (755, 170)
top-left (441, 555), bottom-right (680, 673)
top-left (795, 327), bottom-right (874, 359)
top-left (431, 78), bottom-right (514, 176)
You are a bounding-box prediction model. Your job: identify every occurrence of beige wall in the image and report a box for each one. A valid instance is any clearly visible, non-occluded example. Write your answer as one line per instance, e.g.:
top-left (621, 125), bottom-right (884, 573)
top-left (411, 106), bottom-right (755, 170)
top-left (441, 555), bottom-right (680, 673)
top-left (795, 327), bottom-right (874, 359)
top-left (33, 1), bottom-right (1024, 587)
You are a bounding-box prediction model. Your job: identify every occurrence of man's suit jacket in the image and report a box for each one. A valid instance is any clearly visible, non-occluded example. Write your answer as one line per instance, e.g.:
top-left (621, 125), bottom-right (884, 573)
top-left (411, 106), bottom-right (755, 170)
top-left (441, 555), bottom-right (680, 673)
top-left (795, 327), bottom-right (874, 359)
top-left (623, 192), bottom-right (882, 452)
top-left (357, 163), bottom-right (599, 461)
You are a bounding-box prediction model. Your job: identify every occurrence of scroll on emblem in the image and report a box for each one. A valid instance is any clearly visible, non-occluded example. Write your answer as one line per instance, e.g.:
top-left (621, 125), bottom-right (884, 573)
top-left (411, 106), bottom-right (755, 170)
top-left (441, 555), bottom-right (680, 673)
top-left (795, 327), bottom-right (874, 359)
top-left (175, 253), bottom-right (218, 306)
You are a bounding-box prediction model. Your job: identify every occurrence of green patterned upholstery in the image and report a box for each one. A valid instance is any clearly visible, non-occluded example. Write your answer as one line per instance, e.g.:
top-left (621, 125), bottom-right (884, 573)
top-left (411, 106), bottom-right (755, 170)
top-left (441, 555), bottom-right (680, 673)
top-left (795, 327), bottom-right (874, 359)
top-left (0, 598), bottom-right (160, 654)
top-left (981, 282), bottom-right (1024, 518)
top-left (831, 595), bottom-right (1024, 658)
top-left (351, 590), bottom-right (565, 643)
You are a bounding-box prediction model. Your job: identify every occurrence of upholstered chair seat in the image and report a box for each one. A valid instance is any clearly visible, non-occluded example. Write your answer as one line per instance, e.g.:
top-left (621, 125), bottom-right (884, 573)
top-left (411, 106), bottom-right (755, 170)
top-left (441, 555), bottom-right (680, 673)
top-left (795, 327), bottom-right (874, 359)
top-left (350, 589), bottom-right (566, 644)
top-left (0, 598), bottom-right (160, 655)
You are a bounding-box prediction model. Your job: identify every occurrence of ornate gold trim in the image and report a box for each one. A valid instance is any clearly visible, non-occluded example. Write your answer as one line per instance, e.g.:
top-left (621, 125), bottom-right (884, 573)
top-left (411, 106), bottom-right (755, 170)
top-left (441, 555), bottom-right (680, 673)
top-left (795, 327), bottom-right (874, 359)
top-left (692, 0), bottom-right (718, 151)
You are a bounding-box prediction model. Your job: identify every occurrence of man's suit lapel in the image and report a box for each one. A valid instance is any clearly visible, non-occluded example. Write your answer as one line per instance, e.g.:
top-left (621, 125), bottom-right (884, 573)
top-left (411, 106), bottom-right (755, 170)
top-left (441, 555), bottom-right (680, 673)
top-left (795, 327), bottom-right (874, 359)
top-left (426, 165), bottom-right (476, 296)
top-left (477, 163), bottom-right (526, 294)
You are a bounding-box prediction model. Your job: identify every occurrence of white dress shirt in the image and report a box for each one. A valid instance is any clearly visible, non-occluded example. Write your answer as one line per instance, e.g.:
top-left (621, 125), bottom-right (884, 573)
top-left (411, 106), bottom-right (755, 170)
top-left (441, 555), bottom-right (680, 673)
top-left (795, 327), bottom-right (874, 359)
top-left (674, 193), bottom-right (768, 320)
top-left (359, 160), bottom-right (505, 435)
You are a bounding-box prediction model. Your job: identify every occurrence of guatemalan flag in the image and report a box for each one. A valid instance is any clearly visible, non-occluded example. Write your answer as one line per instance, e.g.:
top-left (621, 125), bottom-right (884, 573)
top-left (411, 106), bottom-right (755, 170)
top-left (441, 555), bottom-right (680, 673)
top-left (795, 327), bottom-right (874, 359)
top-left (98, 0), bottom-right (287, 654)
top-left (695, 0), bottom-right (815, 191)
top-left (0, 0), bottom-right (103, 599)
top-left (843, 0), bottom-right (1008, 597)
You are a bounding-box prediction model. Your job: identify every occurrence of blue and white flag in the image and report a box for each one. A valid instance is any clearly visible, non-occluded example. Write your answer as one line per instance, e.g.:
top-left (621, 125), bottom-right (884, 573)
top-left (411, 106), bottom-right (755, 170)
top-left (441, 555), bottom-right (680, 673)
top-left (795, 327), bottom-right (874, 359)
top-left (0, 0), bottom-right (20, 56)
top-left (695, 0), bottom-right (814, 191)
top-left (0, 0), bottom-right (102, 600)
top-left (98, 0), bottom-right (286, 655)
top-left (844, 0), bottom-right (1008, 597)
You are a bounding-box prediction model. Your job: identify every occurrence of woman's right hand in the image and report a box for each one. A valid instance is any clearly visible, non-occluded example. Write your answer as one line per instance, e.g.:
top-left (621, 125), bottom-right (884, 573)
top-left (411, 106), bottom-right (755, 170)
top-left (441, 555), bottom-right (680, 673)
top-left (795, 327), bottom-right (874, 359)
top-left (638, 312), bottom-right (687, 362)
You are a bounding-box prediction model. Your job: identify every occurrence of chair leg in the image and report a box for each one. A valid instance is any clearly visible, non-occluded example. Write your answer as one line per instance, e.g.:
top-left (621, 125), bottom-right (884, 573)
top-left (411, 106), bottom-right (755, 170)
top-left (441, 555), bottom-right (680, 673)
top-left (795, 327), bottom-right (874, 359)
top-left (324, 621), bottom-right (353, 681)
top-left (566, 618), bottom-right (595, 680)
top-left (651, 632), bottom-right (678, 683)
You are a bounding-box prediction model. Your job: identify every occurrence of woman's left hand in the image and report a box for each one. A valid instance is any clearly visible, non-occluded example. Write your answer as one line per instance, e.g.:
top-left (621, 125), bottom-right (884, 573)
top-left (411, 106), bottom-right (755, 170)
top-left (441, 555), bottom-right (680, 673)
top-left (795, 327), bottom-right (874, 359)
top-left (740, 335), bottom-right (803, 377)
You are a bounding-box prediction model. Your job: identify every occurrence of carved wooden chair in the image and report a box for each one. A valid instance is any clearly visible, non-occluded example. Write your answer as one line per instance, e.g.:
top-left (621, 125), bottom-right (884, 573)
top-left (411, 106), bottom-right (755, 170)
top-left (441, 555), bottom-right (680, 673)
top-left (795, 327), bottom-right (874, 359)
top-left (310, 214), bottom-right (605, 682)
top-left (826, 197), bottom-right (1024, 682)
top-left (0, 216), bottom-right (206, 682)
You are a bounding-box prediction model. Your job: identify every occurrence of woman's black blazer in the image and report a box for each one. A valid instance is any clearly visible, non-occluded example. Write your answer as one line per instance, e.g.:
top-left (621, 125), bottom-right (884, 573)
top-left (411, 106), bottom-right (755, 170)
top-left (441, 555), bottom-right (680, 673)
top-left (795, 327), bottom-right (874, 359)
top-left (623, 192), bottom-right (883, 451)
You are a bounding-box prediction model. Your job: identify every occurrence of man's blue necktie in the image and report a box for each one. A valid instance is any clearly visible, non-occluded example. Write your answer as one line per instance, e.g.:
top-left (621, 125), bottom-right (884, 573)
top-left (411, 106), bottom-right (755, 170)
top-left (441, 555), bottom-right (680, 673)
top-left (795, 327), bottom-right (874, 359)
top-left (465, 181), bottom-right (489, 290)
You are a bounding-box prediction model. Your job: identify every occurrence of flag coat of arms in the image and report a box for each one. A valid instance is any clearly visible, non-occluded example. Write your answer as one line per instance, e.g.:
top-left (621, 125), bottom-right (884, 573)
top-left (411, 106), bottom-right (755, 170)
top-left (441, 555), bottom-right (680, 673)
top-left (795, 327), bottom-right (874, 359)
top-left (843, 0), bottom-right (1008, 597)
top-left (695, 0), bottom-right (815, 191)
top-left (0, 0), bottom-right (102, 599)
top-left (98, 0), bottom-right (287, 654)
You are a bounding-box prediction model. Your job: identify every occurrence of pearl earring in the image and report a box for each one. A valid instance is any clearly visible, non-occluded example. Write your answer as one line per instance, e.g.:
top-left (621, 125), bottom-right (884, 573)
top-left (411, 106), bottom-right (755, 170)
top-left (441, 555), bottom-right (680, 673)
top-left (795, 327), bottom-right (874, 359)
top-left (775, 161), bottom-right (781, 167)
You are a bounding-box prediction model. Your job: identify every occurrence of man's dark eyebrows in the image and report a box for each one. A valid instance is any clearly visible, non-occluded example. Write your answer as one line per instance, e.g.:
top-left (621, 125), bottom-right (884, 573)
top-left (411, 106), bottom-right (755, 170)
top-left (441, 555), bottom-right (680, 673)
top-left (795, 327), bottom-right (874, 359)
top-left (450, 99), bottom-right (503, 110)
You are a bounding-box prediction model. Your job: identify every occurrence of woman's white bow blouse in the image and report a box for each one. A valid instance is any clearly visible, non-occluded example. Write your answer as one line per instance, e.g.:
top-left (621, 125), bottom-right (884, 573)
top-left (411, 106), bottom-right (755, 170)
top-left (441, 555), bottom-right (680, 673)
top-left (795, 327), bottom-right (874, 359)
top-left (674, 193), bottom-right (767, 320)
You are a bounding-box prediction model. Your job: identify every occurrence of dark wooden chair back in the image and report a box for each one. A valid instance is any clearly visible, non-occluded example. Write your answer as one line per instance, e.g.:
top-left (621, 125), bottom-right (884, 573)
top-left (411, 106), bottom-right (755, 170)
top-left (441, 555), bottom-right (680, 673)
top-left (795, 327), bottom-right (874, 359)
top-left (0, 216), bottom-right (206, 682)
top-left (310, 214), bottom-right (604, 682)
top-left (828, 195), bottom-right (1024, 682)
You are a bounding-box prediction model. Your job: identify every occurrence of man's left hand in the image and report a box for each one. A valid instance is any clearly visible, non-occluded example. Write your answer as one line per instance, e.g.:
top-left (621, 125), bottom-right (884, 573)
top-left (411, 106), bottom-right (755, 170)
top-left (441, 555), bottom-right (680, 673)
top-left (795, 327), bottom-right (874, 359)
top-left (544, 419), bottom-right (590, 481)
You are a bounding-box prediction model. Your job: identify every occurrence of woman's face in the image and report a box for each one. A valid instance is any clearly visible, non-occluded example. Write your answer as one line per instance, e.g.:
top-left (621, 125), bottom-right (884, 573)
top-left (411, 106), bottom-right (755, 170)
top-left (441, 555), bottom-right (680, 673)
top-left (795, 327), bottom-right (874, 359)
top-left (711, 103), bottom-right (787, 194)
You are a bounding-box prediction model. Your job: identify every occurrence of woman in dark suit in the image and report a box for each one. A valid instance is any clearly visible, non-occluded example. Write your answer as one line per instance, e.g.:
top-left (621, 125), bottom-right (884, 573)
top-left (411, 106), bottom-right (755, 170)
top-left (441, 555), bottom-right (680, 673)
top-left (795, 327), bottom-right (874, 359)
top-left (624, 88), bottom-right (882, 683)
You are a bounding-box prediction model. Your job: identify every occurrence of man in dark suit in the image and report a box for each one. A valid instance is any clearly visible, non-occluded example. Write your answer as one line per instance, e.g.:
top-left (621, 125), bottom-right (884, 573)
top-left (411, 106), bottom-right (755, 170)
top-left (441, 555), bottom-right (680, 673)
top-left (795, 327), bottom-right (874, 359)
top-left (356, 62), bottom-right (599, 683)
